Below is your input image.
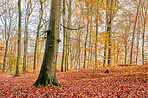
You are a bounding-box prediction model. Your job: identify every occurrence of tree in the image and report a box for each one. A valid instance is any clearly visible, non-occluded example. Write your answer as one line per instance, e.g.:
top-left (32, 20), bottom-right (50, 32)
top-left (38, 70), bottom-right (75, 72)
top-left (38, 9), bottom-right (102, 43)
top-left (33, 0), bottom-right (62, 87)
top-left (23, 0), bottom-right (34, 73)
top-left (142, 0), bottom-right (147, 65)
top-left (33, 0), bottom-right (44, 74)
top-left (61, 0), bottom-right (66, 72)
top-left (15, 0), bottom-right (22, 76)
top-left (83, 2), bottom-right (90, 69)
top-left (130, 0), bottom-right (141, 65)
top-left (1, 1), bottom-right (16, 72)
top-left (106, 0), bottom-right (114, 67)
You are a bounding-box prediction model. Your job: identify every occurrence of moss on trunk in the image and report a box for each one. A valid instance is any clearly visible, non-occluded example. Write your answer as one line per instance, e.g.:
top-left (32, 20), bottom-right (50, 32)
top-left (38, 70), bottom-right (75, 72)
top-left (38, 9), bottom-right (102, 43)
top-left (33, 0), bottom-right (62, 87)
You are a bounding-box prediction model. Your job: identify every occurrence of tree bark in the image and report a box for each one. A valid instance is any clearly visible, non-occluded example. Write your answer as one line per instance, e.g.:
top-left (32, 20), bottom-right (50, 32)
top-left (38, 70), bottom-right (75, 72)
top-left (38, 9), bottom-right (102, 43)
top-left (66, 0), bottom-right (72, 70)
top-left (106, 0), bottom-right (113, 67)
top-left (61, 0), bottom-right (66, 72)
top-left (83, 19), bottom-right (89, 69)
top-left (93, 5), bottom-right (99, 77)
top-left (130, 0), bottom-right (141, 65)
top-left (142, 3), bottom-right (147, 65)
top-left (136, 20), bottom-right (140, 65)
top-left (15, 0), bottom-right (21, 76)
top-left (23, 0), bottom-right (33, 72)
top-left (33, 0), bottom-right (44, 73)
top-left (33, 0), bottom-right (62, 87)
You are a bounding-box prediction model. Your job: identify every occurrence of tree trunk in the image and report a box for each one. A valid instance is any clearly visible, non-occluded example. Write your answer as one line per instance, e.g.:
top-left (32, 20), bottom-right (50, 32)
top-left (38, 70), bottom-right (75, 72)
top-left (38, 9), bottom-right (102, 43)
top-left (66, 0), bottom-right (72, 69)
top-left (103, 40), bottom-right (107, 67)
top-left (142, 4), bottom-right (147, 65)
top-left (93, 6), bottom-right (99, 77)
top-left (33, 0), bottom-right (43, 73)
top-left (2, 16), bottom-right (8, 72)
top-left (136, 20), bottom-right (140, 65)
top-left (83, 19), bottom-right (89, 69)
top-left (15, 0), bottom-right (21, 76)
top-left (61, 0), bottom-right (66, 72)
top-left (33, 0), bottom-right (62, 87)
top-left (130, 0), bottom-right (141, 65)
top-left (106, 0), bottom-right (113, 67)
top-left (23, 15), bottom-right (29, 73)
top-left (23, 0), bottom-right (33, 72)
top-left (2, 40), bottom-right (8, 72)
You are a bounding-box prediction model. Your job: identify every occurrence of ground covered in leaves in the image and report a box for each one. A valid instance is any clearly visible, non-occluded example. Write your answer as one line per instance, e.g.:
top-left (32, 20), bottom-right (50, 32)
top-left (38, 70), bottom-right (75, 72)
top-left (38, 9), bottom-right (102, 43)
top-left (0, 65), bottom-right (147, 97)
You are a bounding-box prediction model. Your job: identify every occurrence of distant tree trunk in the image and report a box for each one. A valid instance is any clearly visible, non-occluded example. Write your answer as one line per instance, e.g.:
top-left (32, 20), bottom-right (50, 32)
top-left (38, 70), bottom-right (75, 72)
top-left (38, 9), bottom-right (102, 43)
top-left (83, 3), bottom-right (90, 69)
top-left (66, 0), bottom-right (72, 69)
top-left (2, 16), bottom-right (8, 72)
top-left (23, 14), bottom-right (29, 73)
top-left (142, 4), bottom-right (147, 65)
top-left (33, 0), bottom-right (43, 73)
top-left (103, 39), bottom-right (107, 67)
top-left (124, 31), bottom-right (128, 65)
top-left (106, 0), bottom-right (113, 67)
top-left (124, 41), bottom-right (127, 65)
top-left (23, 0), bottom-right (33, 72)
top-left (61, 0), bottom-right (66, 72)
top-left (113, 40), bottom-right (116, 66)
top-left (116, 43), bottom-right (119, 65)
top-left (89, 8), bottom-right (92, 66)
top-left (75, 25), bottom-right (81, 69)
top-left (83, 19), bottom-right (89, 69)
top-left (93, 6), bottom-right (99, 77)
top-left (78, 26), bottom-right (81, 68)
top-left (15, 0), bottom-right (21, 76)
top-left (130, 0), bottom-right (141, 65)
top-left (136, 20), bottom-right (140, 65)
top-left (33, 0), bottom-right (62, 87)
top-left (2, 40), bottom-right (8, 72)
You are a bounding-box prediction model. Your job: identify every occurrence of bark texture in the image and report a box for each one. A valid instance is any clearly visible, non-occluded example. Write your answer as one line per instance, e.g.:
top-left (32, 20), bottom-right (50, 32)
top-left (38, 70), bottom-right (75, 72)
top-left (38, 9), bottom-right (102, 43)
top-left (15, 0), bottom-right (21, 76)
top-left (33, 0), bottom-right (61, 87)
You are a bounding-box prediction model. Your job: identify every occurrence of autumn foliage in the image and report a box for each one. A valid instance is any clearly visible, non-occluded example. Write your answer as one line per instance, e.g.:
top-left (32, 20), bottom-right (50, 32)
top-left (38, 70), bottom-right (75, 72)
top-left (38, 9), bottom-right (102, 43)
top-left (0, 64), bottom-right (147, 97)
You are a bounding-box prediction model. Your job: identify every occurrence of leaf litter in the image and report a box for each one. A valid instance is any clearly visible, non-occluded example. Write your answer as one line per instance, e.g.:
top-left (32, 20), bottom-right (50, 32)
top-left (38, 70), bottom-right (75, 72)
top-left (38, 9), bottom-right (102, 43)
top-left (0, 64), bottom-right (147, 97)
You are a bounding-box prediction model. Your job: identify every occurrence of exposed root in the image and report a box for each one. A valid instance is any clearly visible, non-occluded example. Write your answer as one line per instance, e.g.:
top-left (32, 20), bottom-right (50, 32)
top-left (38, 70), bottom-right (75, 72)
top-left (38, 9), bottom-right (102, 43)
top-left (14, 74), bottom-right (21, 77)
top-left (33, 78), bottom-right (62, 88)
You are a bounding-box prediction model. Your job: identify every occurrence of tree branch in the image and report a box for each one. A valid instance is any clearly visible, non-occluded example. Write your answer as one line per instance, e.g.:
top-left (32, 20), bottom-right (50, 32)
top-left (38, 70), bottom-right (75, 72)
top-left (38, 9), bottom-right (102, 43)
top-left (60, 24), bottom-right (85, 30)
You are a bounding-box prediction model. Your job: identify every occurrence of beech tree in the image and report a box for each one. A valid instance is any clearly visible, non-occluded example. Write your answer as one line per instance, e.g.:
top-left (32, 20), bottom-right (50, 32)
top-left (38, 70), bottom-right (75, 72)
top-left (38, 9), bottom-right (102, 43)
top-left (23, 0), bottom-right (34, 73)
top-left (130, 0), bottom-right (141, 65)
top-left (15, 0), bottom-right (21, 76)
top-left (33, 0), bottom-right (62, 87)
top-left (33, 0), bottom-right (44, 74)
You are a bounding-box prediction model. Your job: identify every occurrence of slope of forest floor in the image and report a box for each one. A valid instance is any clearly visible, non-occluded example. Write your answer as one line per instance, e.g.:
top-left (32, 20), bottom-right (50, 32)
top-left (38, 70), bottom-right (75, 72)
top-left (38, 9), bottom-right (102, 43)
top-left (0, 65), bottom-right (147, 97)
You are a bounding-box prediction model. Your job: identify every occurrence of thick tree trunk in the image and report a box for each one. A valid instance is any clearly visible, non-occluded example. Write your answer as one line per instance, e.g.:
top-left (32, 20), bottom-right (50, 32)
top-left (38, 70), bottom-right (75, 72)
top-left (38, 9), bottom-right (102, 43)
top-left (33, 0), bottom-right (61, 87)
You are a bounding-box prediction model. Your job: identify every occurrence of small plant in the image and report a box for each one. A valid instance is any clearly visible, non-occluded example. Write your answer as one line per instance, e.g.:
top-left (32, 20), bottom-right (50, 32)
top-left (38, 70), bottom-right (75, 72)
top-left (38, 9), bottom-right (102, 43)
top-left (85, 91), bottom-right (90, 93)
top-left (131, 76), bottom-right (135, 79)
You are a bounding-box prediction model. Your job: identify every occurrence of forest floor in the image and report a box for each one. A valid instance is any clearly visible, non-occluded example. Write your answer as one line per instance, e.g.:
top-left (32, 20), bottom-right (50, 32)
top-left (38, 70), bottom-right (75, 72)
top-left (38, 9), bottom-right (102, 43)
top-left (0, 65), bottom-right (147, 97)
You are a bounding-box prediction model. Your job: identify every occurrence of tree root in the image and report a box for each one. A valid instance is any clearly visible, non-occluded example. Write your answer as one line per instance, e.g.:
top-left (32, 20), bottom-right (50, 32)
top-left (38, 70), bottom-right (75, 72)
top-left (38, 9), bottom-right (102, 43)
top-left (33, 79), bottom-right (62, 88)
